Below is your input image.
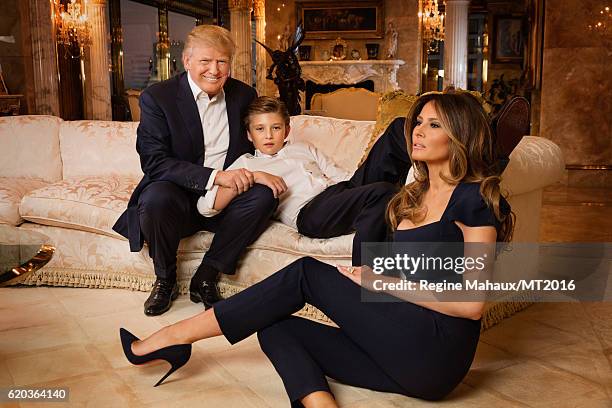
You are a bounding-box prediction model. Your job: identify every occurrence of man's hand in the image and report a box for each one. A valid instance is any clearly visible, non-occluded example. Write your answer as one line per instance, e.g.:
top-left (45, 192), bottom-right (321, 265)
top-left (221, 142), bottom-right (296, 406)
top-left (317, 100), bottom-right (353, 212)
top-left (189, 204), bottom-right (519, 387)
top-left (214, 169), bottom-right (255, 194)
top-left (253, 171), bottom-right (288, 198)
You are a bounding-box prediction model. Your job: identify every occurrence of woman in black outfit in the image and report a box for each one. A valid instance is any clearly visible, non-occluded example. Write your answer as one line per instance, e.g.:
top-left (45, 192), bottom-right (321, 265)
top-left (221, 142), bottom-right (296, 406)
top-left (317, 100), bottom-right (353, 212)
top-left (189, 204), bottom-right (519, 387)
top-left (120, 90), bottom-right (514, 407)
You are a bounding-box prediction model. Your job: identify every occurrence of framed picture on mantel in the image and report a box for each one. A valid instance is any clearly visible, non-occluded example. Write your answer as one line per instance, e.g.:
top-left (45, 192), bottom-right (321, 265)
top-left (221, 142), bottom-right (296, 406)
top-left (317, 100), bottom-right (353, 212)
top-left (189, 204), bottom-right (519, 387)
top-left (297, 0), bottom-right (384, 39)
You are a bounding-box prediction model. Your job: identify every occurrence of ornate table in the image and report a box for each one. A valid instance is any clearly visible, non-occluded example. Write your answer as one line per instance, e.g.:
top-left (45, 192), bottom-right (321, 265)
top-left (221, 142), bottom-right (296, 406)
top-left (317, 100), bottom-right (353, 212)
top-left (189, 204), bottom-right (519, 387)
top-left (0, 225), bottom-right (55, 287)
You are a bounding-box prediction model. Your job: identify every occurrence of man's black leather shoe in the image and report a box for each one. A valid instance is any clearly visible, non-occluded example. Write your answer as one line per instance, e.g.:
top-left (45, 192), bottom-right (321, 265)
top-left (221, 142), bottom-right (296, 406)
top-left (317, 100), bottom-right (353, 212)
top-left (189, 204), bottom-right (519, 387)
top-left (189, 280), bottom-right (221, 309)
top-left (144, 278), bottom-right (179, 316)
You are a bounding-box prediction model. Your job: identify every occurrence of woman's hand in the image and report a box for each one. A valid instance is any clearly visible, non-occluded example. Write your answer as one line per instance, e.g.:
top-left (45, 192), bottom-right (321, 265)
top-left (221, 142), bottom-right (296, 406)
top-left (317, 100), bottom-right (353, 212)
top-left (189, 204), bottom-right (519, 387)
top-left (253, 171), bottom-right (288, 198)
top-left (336, 265), bottom-right (363, 286)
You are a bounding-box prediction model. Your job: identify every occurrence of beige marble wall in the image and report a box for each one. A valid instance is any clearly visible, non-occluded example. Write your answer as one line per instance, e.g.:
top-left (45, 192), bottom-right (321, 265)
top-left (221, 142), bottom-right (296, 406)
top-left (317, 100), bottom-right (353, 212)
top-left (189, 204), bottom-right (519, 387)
top-left (263, 0), bottom-right (293, 96)
top-left (387, 0), bottom-right (420, 94)
top-left (263, 0), bottom-right (420, 96)
top-left (539, 0), bottom-right (611, 186)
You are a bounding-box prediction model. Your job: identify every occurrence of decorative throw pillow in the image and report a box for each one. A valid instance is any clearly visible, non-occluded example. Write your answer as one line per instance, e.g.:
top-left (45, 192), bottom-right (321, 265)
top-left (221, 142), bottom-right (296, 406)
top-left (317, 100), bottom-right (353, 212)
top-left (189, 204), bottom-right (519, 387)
top-left (357, 88), bottom-right (491, 167)
top-left (358, 90), bottom-right (417, 166)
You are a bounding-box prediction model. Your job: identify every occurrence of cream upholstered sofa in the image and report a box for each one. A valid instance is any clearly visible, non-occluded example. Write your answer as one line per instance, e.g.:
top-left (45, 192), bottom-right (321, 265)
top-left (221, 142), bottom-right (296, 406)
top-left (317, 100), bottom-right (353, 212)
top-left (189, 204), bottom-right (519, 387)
top-left (0, 114), bottom-right (565, 327)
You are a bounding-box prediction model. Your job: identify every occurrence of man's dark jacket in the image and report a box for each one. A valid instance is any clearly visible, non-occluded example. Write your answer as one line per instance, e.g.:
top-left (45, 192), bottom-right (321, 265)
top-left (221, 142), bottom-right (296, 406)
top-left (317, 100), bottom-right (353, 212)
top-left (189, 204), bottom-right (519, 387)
top-left (112, 72), bottom-right (257, 252)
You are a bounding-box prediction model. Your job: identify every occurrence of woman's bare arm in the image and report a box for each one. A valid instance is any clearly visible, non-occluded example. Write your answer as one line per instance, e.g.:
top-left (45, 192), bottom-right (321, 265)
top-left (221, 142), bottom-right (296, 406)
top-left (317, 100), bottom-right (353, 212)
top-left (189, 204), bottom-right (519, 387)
top-left (413, 223), bottom-right (496, 319)
top-left (338, 223), bottom-right (497, 320)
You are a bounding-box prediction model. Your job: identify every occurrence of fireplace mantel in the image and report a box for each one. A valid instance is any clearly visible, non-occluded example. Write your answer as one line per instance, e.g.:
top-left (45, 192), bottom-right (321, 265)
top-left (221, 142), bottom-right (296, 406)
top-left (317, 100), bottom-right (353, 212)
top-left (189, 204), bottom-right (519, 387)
top-left (300, 60), bottom-right (405, 93)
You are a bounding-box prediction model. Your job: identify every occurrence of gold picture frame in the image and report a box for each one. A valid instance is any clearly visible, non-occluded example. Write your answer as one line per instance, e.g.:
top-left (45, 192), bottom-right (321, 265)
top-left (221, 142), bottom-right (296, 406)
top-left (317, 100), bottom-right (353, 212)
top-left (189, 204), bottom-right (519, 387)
top-left (297, 0), bottom-right (384, 40)
top-left (330, 37), bottom-right (348, 60)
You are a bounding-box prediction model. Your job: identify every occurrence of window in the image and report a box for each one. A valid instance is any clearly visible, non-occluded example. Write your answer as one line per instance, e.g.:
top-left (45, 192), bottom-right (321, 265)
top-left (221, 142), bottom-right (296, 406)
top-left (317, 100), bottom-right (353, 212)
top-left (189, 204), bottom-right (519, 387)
top-left (121, 1), bottom-right (159, 90)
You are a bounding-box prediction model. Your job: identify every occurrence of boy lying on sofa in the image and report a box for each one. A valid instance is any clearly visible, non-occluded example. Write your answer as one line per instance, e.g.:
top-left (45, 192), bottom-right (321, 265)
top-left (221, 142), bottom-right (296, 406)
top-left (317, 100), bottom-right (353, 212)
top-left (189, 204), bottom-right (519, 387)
top-left (197, 96), bottom-right (412, 266)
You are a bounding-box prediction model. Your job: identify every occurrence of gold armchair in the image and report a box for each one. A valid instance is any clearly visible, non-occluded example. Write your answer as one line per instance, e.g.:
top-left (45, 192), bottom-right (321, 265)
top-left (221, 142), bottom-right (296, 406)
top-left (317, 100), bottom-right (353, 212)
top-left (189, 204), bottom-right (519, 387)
top-left (125, 89), bottom-right (142, 122)
top-left (310, 88), bottom-right (380, 121)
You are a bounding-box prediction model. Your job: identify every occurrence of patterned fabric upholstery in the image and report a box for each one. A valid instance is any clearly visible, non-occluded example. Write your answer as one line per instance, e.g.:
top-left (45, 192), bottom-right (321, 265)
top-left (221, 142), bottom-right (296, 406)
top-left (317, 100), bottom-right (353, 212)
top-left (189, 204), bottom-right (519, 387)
top-left (19, 175), bottom-right (140, 237)
top-left (289, 115), bottom-right (375, 173)
top-left (0, 115), bottom-right (63, 182)
top-left (60, 120), bottom-right (143, 179)
top-left (1, 115), bottom-right (565, 328)
top-left (19, 175), bottom-right (353, 257)
top-left (358, 90), bottom-right (418, 166)
top-left (0, 178), bottom-right (48, 225)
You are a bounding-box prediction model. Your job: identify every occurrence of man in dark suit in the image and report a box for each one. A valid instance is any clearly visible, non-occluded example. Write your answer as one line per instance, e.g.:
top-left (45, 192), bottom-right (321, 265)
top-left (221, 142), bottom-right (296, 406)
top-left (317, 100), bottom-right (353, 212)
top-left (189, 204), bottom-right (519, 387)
top-left (113, 25), bottom-right (281, 316)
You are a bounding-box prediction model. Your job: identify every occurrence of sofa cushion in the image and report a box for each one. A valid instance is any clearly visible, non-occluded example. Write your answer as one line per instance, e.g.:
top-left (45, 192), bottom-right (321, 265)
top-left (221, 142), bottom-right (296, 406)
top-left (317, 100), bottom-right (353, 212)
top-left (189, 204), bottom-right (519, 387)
top-left (19, 175), bottom-right (139, 237)
top-left (0, 115), bottom-right (63, 182)
top-left (19, 175), bottom-right (354, 258)
top-left (179, 221), bottom-right (352, 258)
top-left (289, 115), bottom-right (374, 173)
top-left (60, 120), bottom-right (143, 179)
top-left (372, 90), bottom-right (418, 142)
top-left (355, 90), bottom-right (418, 167)
top-left (0, 178), bottom-right (49, 225)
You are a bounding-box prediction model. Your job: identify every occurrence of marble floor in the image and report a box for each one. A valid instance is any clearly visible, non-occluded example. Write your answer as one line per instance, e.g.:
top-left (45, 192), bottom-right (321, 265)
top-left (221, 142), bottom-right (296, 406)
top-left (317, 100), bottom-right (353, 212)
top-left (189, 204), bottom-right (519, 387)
top-left (1, 185), bottom-right (611, 408)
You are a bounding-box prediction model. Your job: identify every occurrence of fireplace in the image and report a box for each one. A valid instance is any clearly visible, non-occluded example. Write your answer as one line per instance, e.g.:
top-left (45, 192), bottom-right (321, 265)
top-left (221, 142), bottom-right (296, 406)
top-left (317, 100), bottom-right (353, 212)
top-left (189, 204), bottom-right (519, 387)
top-left (299, 59), bottom-right (404, 111)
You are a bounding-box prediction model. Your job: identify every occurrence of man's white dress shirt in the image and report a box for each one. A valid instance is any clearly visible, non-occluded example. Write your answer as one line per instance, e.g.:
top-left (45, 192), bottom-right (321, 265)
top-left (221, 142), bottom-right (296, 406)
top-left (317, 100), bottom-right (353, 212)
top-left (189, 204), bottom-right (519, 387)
top-left (187, 73), bottom-right (230, 191)
top-left (197, 142), bottom-right (352, 229)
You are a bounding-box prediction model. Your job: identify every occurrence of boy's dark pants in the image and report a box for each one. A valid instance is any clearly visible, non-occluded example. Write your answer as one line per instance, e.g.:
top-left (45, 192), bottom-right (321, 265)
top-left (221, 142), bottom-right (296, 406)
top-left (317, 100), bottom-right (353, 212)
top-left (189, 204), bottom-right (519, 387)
top-left (296, 117), bottom-right (410, 265)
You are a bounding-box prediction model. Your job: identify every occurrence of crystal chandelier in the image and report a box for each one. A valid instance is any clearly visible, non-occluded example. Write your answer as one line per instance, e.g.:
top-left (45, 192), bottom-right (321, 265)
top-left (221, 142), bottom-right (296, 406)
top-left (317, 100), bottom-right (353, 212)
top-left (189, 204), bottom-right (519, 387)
top-left (420, 0), bottom-right (445, 54)
top-left (587, 5), bottom-right (610, 34)
top-left (54, 0), bottom-right (91, 57)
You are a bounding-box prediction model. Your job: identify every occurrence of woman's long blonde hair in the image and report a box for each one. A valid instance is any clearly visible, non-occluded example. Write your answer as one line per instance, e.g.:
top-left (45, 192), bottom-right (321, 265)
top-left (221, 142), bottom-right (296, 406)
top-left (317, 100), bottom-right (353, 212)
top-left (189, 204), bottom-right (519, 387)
top-left (386, 89), bottom-right (515, 242)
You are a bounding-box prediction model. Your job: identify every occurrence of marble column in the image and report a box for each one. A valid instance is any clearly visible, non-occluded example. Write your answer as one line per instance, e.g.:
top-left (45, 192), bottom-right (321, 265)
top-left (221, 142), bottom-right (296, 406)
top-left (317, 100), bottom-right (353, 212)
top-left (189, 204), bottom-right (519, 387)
top-left (28, 0), bottom-right (60, 116)
top-left (443, 0), bottom-right (469, 89)
top-left (228, 0), bottom-right (253, 85)
top-left (253, 0), bottom-right (266, 95)
top-left (84, 0), bottom-right (111, 120)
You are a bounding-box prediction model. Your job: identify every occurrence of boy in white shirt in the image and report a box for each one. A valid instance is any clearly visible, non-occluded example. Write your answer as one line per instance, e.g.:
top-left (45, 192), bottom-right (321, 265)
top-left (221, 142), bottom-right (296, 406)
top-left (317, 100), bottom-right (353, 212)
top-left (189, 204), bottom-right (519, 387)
top-left (198, 96), bottom-right (404, 265)
top-left (198, 96), bottom-right (352, 227)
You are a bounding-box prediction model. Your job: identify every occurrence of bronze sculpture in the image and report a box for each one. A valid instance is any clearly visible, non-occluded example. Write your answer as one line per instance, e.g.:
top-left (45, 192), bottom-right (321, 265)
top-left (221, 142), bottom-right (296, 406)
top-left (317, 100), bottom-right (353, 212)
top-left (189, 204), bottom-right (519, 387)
top-left (255, 23), bottom-right (305, 115)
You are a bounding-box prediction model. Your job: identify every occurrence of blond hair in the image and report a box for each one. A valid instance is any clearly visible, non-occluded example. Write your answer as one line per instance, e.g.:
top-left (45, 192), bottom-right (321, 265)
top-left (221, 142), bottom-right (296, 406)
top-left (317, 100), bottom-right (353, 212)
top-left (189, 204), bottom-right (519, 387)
top-left (183, 25), bottom-right (236, 59)
top-left (386, 89), bottom-right (515, 242)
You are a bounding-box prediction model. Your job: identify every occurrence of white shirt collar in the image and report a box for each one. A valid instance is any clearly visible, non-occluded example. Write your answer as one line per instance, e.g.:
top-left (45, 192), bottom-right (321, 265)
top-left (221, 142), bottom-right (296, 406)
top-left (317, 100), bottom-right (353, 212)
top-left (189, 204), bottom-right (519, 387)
top-left (254, 145), bottom-right (288, 158)
top-left (254, 149), bottom-right (276, 158)
top-left (187, 71), bottom-right (225, 103)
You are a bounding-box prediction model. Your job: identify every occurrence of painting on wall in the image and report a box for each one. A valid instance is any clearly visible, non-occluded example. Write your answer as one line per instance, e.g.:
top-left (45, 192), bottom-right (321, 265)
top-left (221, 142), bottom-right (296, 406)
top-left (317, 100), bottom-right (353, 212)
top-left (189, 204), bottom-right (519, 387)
top-left (296, 0), bottom-right (384, 39)
top-left (492, 15), bottom-right (525, 63)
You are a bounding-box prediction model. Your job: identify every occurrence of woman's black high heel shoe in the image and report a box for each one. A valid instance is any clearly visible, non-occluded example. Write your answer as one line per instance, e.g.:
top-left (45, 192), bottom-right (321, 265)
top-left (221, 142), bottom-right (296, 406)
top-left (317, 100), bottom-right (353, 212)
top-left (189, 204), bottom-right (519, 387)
top-left (120, 328), bottom-right (192, 387)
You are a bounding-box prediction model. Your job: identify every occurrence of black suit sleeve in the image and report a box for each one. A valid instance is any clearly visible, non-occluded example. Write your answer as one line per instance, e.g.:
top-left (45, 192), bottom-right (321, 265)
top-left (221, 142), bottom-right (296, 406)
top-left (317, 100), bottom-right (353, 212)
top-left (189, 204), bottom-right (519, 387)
top-left (136, 90), bottom-right (213, 194)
